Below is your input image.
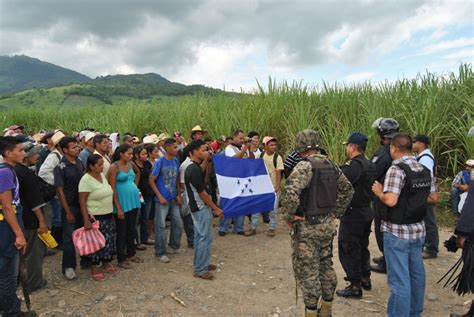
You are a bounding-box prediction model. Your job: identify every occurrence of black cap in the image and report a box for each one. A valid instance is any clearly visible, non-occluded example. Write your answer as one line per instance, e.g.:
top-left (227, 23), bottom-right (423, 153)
top-left (413, 134), bottom-right (430, 145)
top-left (343, 132), bottom-right (368, 146)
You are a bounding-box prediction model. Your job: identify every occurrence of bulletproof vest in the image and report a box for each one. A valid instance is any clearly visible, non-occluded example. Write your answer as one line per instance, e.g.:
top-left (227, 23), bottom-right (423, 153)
top-left (350, 156), bottom-right (377, 208)
top-left (372, 144), bottom-right (392, 182)
top-left (387, 163), bottom-right (431, 224)
top-left (296, 157), bottom-right (339, 223)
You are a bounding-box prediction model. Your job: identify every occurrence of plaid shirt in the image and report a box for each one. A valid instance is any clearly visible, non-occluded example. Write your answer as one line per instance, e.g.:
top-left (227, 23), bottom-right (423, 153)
top-left (381, 156), bottom-right (436, 240)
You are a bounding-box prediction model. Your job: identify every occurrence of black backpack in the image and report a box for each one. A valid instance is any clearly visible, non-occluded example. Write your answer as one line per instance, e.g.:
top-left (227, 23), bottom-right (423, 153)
top-left (38, 152), bottom-right (61, 203)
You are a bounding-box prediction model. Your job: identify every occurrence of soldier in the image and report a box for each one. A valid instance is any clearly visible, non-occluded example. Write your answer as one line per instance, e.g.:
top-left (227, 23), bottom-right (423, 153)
top-left (370, 117), bottom-right (400, 274)
top-left (336, 132), bottom-right (376, 299)
top-left (284, 129), bottom-right (354, 317)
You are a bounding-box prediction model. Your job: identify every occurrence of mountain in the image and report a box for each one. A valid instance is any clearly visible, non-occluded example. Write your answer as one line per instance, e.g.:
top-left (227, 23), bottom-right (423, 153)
top-left (0, 55), bottom-right (91, 94)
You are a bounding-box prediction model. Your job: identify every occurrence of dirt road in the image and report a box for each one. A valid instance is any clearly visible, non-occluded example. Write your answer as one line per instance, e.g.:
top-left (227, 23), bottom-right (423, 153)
top-left (28, 219), bottom-right (469, 316)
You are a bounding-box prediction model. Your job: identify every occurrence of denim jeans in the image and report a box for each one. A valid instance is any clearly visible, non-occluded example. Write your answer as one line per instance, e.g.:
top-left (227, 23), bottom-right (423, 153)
top-left (218, 216), bottom-right (244, 233)
top-left (250, 193), bottom-right (279, 230)
top-left (384, 232), bottom-right (425, 317)
top-left (51, 197), bottom-right (62, 227)
top-left (191, 207), bottom-right (213, 275)
top-left (423, 204), bottom-right (439, 256)
top-left (155, 199), bottom-right (183, 256)
top-left (137, 198), bottom-right (153, 244)
top-left (61, 205), bottom-right (84, 273)
top-left (0, 251), bottom-right (21, 316)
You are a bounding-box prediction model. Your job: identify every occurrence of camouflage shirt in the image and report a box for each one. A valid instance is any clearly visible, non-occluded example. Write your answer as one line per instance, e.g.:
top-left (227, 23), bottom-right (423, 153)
top-left (283, 153), bottom-right (354, 224)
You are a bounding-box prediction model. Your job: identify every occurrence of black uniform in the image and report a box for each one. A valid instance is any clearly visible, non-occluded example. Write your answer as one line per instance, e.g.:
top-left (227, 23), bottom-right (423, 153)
top-left (338, 154), bottom-right (376, 283)
top-left (371, 144), bottom-right (392, 256)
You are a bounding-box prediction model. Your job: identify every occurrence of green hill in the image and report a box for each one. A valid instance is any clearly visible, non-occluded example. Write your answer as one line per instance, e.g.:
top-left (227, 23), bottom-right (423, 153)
top-left (0, 55), bottom-right (91, 94)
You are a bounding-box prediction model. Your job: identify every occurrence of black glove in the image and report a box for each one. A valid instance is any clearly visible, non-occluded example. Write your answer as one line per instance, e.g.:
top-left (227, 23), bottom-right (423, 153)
top-left (444, 235), bottom-right (459, 253)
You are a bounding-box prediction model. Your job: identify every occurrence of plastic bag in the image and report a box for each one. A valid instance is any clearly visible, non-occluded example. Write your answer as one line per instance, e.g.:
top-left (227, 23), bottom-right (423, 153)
top-left (72, 220), bottom-right (105, 256)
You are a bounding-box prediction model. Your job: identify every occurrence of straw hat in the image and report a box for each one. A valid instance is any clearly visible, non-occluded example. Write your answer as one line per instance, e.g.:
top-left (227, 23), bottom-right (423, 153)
top-left (190, 125), bottom-right (207, 135)
top-left (51, 131), bottom-right (66, 147)
top-left (143, 134), bottom-right (159, 144)
top-left (158, 133), bottom-right (170, 142)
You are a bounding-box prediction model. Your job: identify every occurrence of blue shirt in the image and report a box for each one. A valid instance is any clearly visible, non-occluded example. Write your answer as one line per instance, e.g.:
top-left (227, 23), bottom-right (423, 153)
top-left (151, 156), bottom-right (179, 201)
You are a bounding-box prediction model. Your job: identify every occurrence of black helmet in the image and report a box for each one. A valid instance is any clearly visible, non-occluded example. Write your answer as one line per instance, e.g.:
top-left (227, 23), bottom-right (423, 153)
top-left (372, 117), bottom-right (400, 138)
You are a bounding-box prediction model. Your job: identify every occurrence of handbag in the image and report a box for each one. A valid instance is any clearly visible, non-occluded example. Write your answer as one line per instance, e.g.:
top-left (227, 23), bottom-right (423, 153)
top-left (72, 219), bottom-right (105, 256)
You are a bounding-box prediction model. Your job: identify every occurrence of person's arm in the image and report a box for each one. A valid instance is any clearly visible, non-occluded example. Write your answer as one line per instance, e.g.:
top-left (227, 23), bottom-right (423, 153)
top-left (131, 162), bottom-right (140, 186)
top-left (149, 161), bottom-right (167, 205)
top-left (176, 170), bottom-right (182, 206)
top-left (32, 207), bottom-right (48, 234)
top-left (79, 191), bottom-right (92, 229)
top-left (334, 170), bottom-right (354, 218)
top-left (372, 182), bottom-right (399, 207)
top-left (283, 161), bottom-right (313, 226)
top-left (231, 144), bottom-right (250, 158)
top-left (198, 191), bottom-right (223, 219)
top-left (0, 191), bottom-right (26, 254)
top-left (108, 164), bottom-right (125, 219)
top-left (57, 187), bottom-right (75, 223)
top-left (188, 166), bottom-right (223, 219)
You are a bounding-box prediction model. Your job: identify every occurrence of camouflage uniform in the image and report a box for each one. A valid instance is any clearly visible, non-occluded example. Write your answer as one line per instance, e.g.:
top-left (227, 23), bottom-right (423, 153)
top-left (284, 130), bottom-right (354, 308)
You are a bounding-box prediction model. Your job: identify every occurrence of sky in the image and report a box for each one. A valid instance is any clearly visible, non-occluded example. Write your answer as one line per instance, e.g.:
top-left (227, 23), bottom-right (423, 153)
top-left (1, 0), bottom-right (473, 91)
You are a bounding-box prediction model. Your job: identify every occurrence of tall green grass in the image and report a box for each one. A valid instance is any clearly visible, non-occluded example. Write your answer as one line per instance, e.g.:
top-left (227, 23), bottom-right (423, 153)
top-left (2, 65), bottom-right (473, 178)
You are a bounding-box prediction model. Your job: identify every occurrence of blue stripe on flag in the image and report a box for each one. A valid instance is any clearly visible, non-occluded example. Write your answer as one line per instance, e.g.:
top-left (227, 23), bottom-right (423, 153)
top-left (213, 154), bottom-right (268, 178)
top-left (220, 193), bottom-right (276, 219)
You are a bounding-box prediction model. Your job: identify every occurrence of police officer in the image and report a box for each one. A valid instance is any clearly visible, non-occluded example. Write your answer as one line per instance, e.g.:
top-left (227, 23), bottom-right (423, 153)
top-left (370, 117), bottom-right (400, 273)
top-left (284, 129), bottom-right (354, 317)
top-left (336, 132), bottom-right (376, 299)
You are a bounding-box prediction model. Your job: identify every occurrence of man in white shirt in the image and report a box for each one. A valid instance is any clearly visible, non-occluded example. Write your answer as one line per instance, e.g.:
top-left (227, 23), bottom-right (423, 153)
top-left (413, 134), bottom-right (439, 259)
top-left (179, 156), bottom-right (194, 248)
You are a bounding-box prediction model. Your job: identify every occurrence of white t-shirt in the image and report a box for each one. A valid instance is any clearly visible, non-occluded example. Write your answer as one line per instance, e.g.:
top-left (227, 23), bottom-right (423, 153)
top-left (179, 157), bottom-right (193, 184)
top-left (225, 144), bottom-right (249, 158)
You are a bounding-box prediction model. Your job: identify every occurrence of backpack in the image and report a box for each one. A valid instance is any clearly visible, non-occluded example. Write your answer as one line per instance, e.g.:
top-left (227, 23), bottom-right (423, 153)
top-left (416, 153), bottom-right (437, 177)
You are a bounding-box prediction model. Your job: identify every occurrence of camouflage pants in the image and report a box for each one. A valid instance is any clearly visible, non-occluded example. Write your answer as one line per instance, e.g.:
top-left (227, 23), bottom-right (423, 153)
top-left (291, 221), bottom-right (337, 307)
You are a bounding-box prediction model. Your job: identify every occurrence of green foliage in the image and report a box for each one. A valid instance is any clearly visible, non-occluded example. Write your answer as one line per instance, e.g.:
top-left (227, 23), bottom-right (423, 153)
top-left (0, 55), bottom-right (90, 94)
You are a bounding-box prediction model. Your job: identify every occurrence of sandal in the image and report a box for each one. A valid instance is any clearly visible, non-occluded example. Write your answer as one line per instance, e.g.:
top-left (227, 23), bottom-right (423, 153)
top-left (128, 256), bottom-right (144, 263)
top-left (103, 265), bottom-right (119, 274)
top-left (118, 261), bottom-right (133, 269)
top-left (91, 272), bottom-right (106, 282)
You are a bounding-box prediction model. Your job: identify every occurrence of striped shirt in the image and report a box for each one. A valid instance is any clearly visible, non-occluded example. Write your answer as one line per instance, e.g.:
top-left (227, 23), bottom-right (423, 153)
top-left (381, 155), bottom-right (436, 240)
top-left (284, 151), bottom-right (302, 171)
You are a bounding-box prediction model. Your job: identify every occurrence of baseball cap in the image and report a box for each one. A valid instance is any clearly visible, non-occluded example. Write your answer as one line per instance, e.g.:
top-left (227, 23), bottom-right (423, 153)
top-left (84, 132), bottom-right (96, 143)
top-left (262, 136), bottom-right (277, 145)
top-left (466, 159), bottom-right (474, 167)
top-left (413, 134), bottom-right (430, 145)
top-left (22, 142), bottom-right (41, 157)
top-left (79, 130), bottom-right (90, 140)
top-left (343, 132), bottom-right (368, 146)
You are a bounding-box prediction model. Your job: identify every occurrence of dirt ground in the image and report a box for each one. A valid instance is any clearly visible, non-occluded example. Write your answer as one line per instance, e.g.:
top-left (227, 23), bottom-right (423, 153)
top-left (24, 218), bottom-right (470, 317)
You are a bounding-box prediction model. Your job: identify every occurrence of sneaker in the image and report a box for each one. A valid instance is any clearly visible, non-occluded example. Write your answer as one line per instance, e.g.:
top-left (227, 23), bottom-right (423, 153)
top-left (218, 231), bottom-right (226, 236)
top-left (336, 283), bottom-right (363, 298)
top-left (372, 256), bottom-right (384, 264)
top-left (266, 229), bottom-right (275, 237)
top-left (168, 247), bottom-right (186, 254)
top-left (158, 255), bottom-right (170, 263)
top-left (244, 229), bottom-right (256, 237)
top-left (193, 272), bottom-right (214, 280)
top-left (136, 244), bottom-right (147, 251)
top-left (64, 268), bottom-right (77, 280)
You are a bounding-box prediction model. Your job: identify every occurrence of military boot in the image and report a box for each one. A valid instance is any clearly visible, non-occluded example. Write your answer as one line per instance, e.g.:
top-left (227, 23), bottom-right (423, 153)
top-left (336, 282), bottom-right (363, 299)
top-left (305, 307), bottom-right (318, 317)
top-left (318, 299), bottom-right (332, 317)
top-left (361, 276), bottom-right (372, 291)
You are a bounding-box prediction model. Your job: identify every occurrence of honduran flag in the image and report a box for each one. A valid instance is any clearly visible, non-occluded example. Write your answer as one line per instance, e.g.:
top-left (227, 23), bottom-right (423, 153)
top-left (213, 154), bottom-right (276, 219)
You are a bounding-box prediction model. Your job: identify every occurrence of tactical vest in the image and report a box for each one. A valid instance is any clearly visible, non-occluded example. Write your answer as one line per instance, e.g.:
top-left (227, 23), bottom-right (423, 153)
top-left (350, 156), bottom-right (377, 208)
top-left (387, 163), bottom-right (431, 224)
top-left (296, 157), bottom-right (339, 224)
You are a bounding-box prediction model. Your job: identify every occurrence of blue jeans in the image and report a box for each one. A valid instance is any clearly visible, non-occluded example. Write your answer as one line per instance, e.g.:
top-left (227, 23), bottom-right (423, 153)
top-left (451, 188), bottom-right (462, 214)
top-left (61, 205), bottom-right (85, 273)
top-left (191, 207), bottom-right (213, 275)
top-left (154, 199), bottom-right (183, 256)
top-left (250, 194), bottom-right (279, 230)
top-left (218, 216), bottom-right (244, 233)
top-left (384, 232), bottom-right (425, 317)
top-left (51, 197), bottom-right (62, 227)
top-left (0, 251), bottom-right (21, 316)
top-left (138, 198), bottom-right (153, 244)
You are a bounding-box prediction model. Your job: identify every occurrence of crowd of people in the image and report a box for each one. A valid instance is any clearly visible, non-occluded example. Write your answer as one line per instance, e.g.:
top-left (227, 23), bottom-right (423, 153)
top-left (0, 120), bottom-right (473, 317)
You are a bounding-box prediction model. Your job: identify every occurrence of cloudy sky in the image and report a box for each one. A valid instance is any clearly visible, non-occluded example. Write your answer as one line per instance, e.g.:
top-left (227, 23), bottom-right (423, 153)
top-left (1, 0), bottom-right (473, 91)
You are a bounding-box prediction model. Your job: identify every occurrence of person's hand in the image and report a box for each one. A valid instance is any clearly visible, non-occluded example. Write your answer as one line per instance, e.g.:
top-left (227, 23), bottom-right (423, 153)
top-left (372, 181), bottom-right (383, 197)
top-left (459, 184), bottom-right (469, 192)
top-left (66, 212), bottom-right (75, 224)
top-left (159, 196), bottom-right (168, 205)
top-left (213, 208), bottom-right (224, 220)
top-left (84, 218), bottom-right (92, 230)
top-left (117, 210), bottom-right (125, 220)
top-left (15, 234), bottom-right (27, 254)
top-left (176, 195), bottom-right (183, 206)
top-left (275, 186), bottom-right (281, 194)
top-left (456, 235), bottom-right (467, 249)
top-left (38, 220), bottom-right (48, 234)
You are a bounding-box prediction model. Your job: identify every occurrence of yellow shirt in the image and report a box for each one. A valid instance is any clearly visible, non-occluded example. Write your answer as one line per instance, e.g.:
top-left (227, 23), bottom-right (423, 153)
top-left (78, 173), bottom-right (113, 215)
top-left (262, 152), bottom-right (284, 190)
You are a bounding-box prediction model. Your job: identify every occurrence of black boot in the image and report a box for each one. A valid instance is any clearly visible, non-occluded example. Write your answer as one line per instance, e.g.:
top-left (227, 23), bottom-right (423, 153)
top-left (336, 282), bottom-right (363, 299)
top-left (361, 276), bottom-right (372, 291)
top-left (372, 256), bottom-right (384, 264)
top-left (370, 259), bottom-right (387, 274)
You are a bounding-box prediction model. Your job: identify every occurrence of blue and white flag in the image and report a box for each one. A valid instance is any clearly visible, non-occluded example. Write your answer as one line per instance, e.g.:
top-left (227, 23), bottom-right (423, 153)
top-left (213, 154), bottom-right (276, 219)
